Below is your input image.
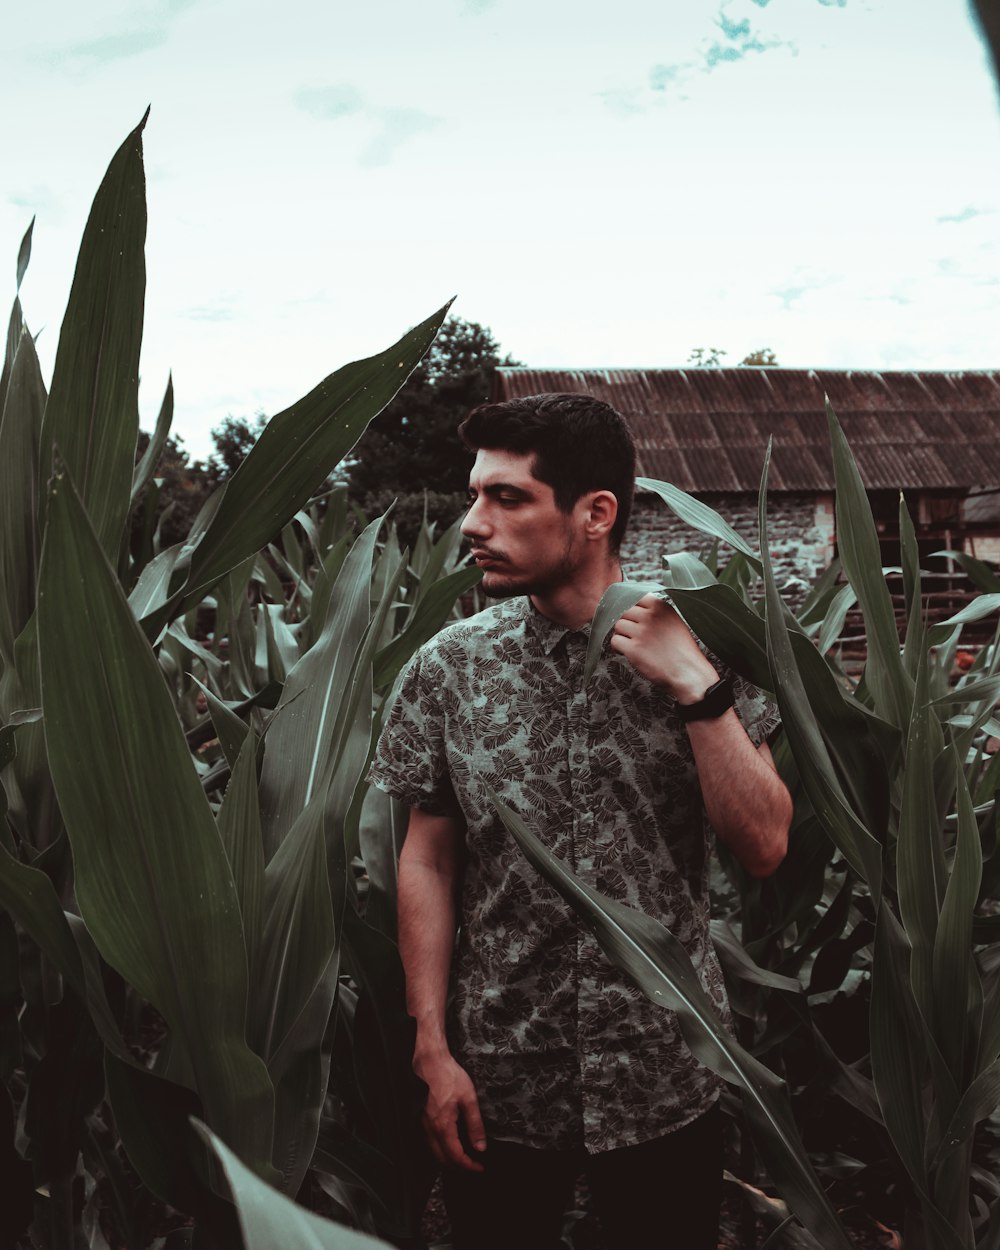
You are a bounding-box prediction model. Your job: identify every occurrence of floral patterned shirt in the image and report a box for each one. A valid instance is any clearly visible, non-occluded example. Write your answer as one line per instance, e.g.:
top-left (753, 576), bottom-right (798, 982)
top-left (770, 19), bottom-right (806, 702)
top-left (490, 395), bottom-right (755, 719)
top-left (369, 594), bottom-right (779, 1154)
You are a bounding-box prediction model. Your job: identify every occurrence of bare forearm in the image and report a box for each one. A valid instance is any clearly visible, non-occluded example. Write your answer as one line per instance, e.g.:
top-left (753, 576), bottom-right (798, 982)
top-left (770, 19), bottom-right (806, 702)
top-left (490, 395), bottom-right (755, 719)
top-left (398, 848), bottom-right (459, 1055)
top-left (685, 714), bottom-right (791, 876)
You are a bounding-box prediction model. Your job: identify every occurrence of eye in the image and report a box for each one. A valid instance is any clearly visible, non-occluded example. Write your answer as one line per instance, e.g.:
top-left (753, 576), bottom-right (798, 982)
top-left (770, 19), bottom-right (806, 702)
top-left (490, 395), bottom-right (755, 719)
top-left (498, 495), bottom-right (521, 507)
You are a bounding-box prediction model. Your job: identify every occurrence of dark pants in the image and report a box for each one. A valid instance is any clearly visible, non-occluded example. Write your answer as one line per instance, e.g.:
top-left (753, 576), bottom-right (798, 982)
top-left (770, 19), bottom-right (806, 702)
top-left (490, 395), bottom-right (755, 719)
top-left (442, 1104), bottom-right (723, 1250)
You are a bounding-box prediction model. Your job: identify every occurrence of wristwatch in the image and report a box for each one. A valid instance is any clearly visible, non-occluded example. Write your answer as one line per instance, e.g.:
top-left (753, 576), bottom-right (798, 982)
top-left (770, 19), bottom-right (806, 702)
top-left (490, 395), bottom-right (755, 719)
top-left (676, 676), bottom-right (735, 723)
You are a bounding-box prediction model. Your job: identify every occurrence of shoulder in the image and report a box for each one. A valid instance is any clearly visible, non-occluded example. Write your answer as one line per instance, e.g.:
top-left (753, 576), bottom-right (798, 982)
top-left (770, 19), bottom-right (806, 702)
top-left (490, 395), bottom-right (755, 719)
top-left (417, 598), bottom-right (526, 666)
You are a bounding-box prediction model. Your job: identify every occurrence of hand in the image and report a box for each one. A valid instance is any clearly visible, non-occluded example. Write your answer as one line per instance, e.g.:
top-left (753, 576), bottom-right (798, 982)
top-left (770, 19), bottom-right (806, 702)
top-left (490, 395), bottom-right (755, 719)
top-left (608, 593), bottom-right (719, 702)
top-left (414, 1048), bottom-right (487, 1172)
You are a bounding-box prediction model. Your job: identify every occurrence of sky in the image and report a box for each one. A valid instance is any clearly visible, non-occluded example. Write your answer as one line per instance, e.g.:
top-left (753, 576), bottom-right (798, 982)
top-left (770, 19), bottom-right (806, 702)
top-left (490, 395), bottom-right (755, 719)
top-left (3, 0), bottom-right (1000, 459)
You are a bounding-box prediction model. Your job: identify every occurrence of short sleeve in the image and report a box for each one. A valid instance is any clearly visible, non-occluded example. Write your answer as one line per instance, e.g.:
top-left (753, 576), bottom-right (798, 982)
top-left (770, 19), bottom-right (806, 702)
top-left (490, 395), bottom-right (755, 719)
top-left (367, 646), bottom-right (461, 816)
top-left (731, 673), bottom-right (781, 747)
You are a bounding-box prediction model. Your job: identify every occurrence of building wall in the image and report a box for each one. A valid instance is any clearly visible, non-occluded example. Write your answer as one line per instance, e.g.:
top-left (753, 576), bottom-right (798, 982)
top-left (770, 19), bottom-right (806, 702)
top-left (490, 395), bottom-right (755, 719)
top-left (621, 491), bottom-right (836, 598)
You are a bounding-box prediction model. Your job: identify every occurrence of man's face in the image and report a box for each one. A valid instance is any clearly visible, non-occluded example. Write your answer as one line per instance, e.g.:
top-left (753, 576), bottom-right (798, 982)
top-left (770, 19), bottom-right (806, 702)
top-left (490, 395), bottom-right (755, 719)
top-left (461, 448), bottom-right (582, 598)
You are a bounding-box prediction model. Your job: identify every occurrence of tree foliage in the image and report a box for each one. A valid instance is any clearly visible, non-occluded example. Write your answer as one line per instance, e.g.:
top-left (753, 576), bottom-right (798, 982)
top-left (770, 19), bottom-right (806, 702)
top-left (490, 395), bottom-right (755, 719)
top-left (346, 316), bottom-right (520, 540)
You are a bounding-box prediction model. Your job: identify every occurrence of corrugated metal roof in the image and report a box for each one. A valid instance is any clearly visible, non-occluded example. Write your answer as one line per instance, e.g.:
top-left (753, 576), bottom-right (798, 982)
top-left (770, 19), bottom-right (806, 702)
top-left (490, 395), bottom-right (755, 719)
top-left (493, 368), bottom-right (1000, 492)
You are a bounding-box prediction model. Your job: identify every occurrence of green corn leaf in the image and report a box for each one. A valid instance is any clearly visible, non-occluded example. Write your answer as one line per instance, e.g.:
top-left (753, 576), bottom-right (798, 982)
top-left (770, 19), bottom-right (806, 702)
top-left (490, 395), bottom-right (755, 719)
top-left (636, 476), bottom-right (762, 571)
top-left (144, 301), bottom-right (452, 632)
top-left (796, 560), bottom-right (844, 628)
top-left (710, 919), bottom-right (802, 993)
top-left (931, 756), bottom-right (983, 1081)
top-left (357, 784), bottom-right (408, 933)
top-left (341, 905), bottom-right (432, 1235)
top-left (105, 1051), bottom-right (247, 1235)
top-left (38, 113), bottom-right (147, 559)
top-left (217, 729), bottom-right (266, 990)
top-left (899, 495), bottom-right (926, 677)
top-left (130, 374), bottom-right (173, 506)
top-left (0, 330), bottom-right (45, 666)
top-left (939, 595), bottom-right (1000, 627)
top-left (372, 566), bottom-right (482, 691)
top-left (826, 400), bottom-right (912, 730)
top-left (258, 515), bottom-right (384, 858)
top-left (931, 1059), bottom-right (1000, 1171)
top-left (584, 581), bottom-right (660, 685)
top-left (252, 797), bottom-right (335, 1064)
top-left (37, 464), bottom-right (274, 1169)
top-left (870, 906), bottom-right (930, 1189)
top-left (815, 583), bottom-right (858, 655)
top-left (757, 442), bottom-right (883, 892)
top-left (491, 790), bottom-right (854, 1250)
top-left (658, 581), bottom-right (772, 690)
top-left (195, 1120), bottom-right (392, 1250)
top-left (896, 666), bottom-right (947, 1023)
top-left (664, 566), bottom-right (893, 845)
top-left (191, 676), bottom-right (250, 771)
top-left (16, 218), bottom-right (33, 293)
top-left (268, 954), bottom-right (341, 1197)
top-left (931, 675), bottom-right (1000, 708)
top-left (930, 550), bottom-right (1000, 595)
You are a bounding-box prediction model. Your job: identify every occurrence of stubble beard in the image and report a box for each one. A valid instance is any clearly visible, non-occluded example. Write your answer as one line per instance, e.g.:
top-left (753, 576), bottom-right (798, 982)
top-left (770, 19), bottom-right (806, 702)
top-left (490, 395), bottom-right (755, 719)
top-left (478, 531), bottom-right (579, 600)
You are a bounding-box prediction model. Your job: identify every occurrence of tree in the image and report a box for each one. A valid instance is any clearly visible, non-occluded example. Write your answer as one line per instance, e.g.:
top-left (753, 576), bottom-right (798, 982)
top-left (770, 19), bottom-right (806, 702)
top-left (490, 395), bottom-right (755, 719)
top-left (208, 412), bottom-right (267, 482)
top-left (686, 346), bottom-right (780, 367)
top-left (346, 316), bottom-right (520, 542)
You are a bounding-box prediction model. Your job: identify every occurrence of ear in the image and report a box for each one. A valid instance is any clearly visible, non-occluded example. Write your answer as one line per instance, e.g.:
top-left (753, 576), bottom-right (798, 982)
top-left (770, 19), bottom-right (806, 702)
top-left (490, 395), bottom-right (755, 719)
top-left (583, 490), bottom-right (619, 543)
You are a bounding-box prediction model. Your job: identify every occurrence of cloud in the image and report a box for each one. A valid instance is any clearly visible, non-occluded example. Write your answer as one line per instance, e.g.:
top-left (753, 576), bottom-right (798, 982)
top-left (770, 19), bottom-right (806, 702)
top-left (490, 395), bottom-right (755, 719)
top-left (703, 7), bottom-right (790, 70)
top-left (296, 85), bottom-right (442, 165)
top-left (7, 186), bottom-right (59, 218)
top-left (60, 28), bottom-right (167, 64)
top-left (359, 108), bottom-right (443, 167)
top-left (462, 0), bottom-right (497, 11)
top-left (295, 84), bottom-right (365, 120)
top-left (43, 1), bottom-right (197, 67)
top-left (600, 88), bottom-right (648, 116)
top-left (182, 301), bottom-right (236, 322)
top-left (771, 284), bottom-right (809, 310)
top-left (936, 205), bottom-right (993, 224)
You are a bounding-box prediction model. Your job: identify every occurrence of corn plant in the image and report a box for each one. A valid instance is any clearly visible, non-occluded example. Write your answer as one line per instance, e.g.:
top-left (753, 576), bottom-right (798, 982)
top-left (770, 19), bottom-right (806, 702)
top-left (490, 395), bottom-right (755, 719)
top-left (0, 113), bottom-right (478, 1248)
top-left (496, 407), bottom-right (1000, 1249)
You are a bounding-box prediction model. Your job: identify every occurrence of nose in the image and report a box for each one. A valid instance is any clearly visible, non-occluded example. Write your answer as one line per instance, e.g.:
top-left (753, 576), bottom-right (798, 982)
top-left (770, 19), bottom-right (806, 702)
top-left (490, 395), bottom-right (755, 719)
top-left (461, 496), bottom-right (488, 541)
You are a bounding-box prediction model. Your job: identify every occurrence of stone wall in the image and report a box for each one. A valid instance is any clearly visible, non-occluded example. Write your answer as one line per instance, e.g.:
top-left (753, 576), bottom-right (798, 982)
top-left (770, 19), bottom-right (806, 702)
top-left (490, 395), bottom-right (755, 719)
top-left (621, 491), bottom-right (836, 599)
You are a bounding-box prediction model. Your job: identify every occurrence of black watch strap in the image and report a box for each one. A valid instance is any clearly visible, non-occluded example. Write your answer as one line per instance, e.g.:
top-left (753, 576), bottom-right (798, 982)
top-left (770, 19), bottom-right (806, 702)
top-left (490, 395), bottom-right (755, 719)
top-left (676, 676), bottom-right (735, 723)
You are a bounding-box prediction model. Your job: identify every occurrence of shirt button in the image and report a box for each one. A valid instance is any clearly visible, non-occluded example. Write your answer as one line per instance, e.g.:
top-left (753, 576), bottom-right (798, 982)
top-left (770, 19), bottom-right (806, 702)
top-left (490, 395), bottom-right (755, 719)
top-left (572, 751), bottom-right (585, 764)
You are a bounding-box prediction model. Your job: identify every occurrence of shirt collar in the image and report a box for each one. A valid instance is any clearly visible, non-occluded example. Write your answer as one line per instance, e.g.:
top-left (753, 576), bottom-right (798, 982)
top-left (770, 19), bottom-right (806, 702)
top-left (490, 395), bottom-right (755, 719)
top-left (516, 596), bottom-right (592, 656)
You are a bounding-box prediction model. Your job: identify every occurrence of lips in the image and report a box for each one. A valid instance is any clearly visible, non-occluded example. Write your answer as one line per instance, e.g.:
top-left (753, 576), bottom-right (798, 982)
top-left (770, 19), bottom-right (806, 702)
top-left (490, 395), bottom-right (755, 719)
top-left (471, 550), bottom-right (505, 566)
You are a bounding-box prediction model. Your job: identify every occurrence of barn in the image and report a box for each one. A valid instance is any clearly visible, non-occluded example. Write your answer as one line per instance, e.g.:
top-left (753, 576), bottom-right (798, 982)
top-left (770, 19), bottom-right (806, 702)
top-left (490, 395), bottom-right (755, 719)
top-left (493, 367), bottom-right (1000, 621)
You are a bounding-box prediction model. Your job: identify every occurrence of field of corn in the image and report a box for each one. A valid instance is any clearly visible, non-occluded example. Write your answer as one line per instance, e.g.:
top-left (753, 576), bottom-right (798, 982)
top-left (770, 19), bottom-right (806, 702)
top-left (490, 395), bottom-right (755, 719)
top-left (3, 116), bottom-right (1000, 1250)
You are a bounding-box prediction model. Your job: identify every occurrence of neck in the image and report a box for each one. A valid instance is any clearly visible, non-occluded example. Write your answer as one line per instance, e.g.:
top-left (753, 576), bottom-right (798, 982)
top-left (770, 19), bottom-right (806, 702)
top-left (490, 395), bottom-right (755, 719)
top-left (530, 558), bottom-right (624, 631)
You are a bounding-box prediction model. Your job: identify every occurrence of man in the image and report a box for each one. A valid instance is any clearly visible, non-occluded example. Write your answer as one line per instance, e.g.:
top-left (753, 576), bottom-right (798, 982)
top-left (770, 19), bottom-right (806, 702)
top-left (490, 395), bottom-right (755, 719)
top-left (368, 392), bottom-right (792, 1250)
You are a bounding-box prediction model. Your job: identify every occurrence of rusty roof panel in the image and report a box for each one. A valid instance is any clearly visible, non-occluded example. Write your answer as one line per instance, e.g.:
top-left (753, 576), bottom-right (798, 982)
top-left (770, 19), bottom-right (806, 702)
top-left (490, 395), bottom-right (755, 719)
top-left (494, 368), bottom-right (1000, 492)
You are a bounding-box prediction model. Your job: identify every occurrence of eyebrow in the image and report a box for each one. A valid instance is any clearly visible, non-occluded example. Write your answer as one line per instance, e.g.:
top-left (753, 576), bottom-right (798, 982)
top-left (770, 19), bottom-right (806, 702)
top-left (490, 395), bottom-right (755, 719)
top-left (467, 481), bottom-right (534, 499)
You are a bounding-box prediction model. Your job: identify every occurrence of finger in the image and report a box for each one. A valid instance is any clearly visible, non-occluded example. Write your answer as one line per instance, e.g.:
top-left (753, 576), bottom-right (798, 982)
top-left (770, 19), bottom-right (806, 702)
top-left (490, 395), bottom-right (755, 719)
top-left (440, 1119), bottom-right (484, 1172)
top-left (461, 1092), bottom-right (488, 1155)
top-left (612, 617), bottom-right (639, 637)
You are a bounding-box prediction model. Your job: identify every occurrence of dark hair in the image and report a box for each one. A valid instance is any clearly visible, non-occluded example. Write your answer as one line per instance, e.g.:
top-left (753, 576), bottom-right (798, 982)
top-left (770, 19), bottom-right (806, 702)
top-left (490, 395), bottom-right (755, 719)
top-left (458, 392), bottom-right (636, 551)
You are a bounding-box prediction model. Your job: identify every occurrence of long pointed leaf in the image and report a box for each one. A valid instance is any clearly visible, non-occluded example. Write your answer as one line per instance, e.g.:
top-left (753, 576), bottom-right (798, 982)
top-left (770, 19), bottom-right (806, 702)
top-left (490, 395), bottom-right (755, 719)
top-left (492, 791), bottom-right (855, 1250)
top-left (196, 1121), bottom-right (391, 1250)
top-left (217, 729), bottom-right (266, 988)
top-left (757, 441), bottom-right (883, 892)
top-left (826, 400), bottom-right (912, 730)
top-left (636, 476), bottom-right (762, 571)
top-left (38, 113), bottom-right (147, 558)
top-left (931, 756), bottom-right (983, 1081)
top-left (151, 302), bottom-right (452, 629)
top-left (259, 515), bottom-right (383, 857)
top-left (37, 465), bottom-right (274, 1167)
top-left (0, 330), bottom-right (45, 664)
top-left (130, 374), bottom-right (173, 506)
